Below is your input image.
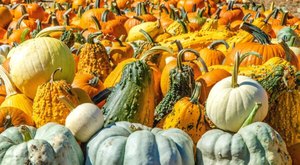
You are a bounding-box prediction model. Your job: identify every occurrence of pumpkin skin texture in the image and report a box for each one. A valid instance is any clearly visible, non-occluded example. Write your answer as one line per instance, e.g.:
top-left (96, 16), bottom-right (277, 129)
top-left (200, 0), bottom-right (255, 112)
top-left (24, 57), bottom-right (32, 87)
top-left (196, 122), bottom-right (292, 165)
top-left (85, 121), bottom-right (194, 165)
top-left (0, 107), bottom-right (35, 133)
top-left (8, 37), bottom-right (75, 99)
top-left (0, 123), bottom-right (84, 165)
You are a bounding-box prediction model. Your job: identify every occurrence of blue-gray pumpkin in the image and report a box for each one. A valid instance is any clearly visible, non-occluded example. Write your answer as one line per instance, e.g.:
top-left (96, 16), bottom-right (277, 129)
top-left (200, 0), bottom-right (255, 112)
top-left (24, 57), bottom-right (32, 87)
top-left (85, 121), bottom-right (194, 165)
top-left (0, 123), bottom-right (84, 165)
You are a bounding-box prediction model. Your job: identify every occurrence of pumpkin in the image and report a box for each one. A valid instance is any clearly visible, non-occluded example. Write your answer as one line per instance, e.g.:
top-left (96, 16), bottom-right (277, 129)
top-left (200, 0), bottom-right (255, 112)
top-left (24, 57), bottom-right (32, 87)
top-left (72, 72), bottom-right (104, 98)
top-left (196, 103), bottom-right (292, 165)
top-left (154, 49), bottom-right (197, 126)
top-left (0, 107), bottom-right (34, 133)
top-left (100, 10), bottom-right (127, 39)
top-left (217, 1), bottom-right (244, 25)
top-left (32, 68), bottom-right (79, 128)
top-left (177, 0), bottom-right (204, 13)
top-left (85, 121), bottom-right (194, 165)
top-left (198, 40), bottom-right (228, 67)
top-left (7, 26), bottom-right (75, 99)
top-left (0, 123), bottom-right (84, 164)
top-left (109, 38), bottom-right (134, 65)
top-left (126, 20), bottom-right (163, 42)
top-left (224, 22), bottom-right (298, 67)
top-left (62, 97), bottom-right (104, 142)
top-left (206, 52), bottom-right (269, 132)
top-left (0, 6), bottom-right (13, 28)
top-left (102, 47), bottom-right (171, 127)
top-left (77, 32), bottom-right (112, 81)
top-left (0, 65), bottom-right (33, 116)
top-left (161, 82), bottom-right (209, 143)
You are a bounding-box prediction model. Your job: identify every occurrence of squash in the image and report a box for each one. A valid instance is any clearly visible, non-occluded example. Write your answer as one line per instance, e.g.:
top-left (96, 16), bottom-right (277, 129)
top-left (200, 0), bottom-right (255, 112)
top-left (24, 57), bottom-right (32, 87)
top-left (154, 48), bottom-right (197, 126)
top-left (62, 97), bottom-right (104, 142)
top-left (206, 52), bottom-right (269, 132)
top-left (0, 107), bottom-right (34, 133)
top-left (277, 26), bottom-right (300, 47)
top-left (0, 123), bottom-right (84, 164)
top-left (196, 103), bottom-right (292, 165)
top-left (85, 121), bottom-right (194, 165)
top-left (102, 47), bottom-right (172, 127)
top-left (77, 32), bottom-right (113, 81)
top-left (161, 82), bottom-right (209, 143)
top-left (32, 68), bottom-right (79, 128)
top-left (7, 26), bottom-right (75, 99)
top-left (0, 65), bottom-right (33, 116)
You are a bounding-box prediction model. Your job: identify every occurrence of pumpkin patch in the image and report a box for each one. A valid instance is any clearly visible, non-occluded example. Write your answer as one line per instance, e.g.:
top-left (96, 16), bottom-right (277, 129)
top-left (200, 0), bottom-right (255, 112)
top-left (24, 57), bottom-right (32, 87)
top-left (1, 0), bottom-right (300, 164)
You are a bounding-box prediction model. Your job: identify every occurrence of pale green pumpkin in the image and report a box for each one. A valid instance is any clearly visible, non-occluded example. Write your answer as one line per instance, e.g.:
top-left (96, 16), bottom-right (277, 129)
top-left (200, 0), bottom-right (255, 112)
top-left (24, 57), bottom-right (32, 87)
top-left (0, 123), bottom-right (84, 165)
top-left (85, 121), bottom-right (194, 165)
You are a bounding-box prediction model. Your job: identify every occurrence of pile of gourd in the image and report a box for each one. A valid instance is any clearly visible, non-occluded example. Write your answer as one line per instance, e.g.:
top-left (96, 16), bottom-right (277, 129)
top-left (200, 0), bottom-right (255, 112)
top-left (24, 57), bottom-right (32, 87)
top-left (0, 0), bottom-right (300, 164)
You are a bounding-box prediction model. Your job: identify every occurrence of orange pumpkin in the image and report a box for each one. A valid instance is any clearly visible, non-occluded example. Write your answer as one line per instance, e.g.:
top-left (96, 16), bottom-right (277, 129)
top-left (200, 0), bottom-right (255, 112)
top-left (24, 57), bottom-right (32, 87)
top-left (0, 79), bottom-right (6, 105)
top-left (0, 107), bottom-right (35, 133)
top-left (177, 0), bottom-right (205, 13)
top-left (109, 38), bottom-right (134, 65)
top-left (217, 1), bottom-right (244, 25)
top-left (198, 40), bottom-right (228, 67)
top-left (100, 10), bottom-right (127, 39)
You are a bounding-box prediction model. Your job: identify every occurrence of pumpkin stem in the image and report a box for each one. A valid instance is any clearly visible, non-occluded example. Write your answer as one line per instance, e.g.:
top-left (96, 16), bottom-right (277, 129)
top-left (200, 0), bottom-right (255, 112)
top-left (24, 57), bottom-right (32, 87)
top-left (89, 73), bottom-right (100, 87)
top-left (129, 124), bottom-right (143, 132)
top-left (227, 0), bottom-right (235, 11)
top-left (263, 8), bottom-right (277, 23)
top-left (63, 8), bottom-right (72, 26)
top-left (92, 87), bottom-right (113, 104)
top-left (95, 0), bottom-right (101, 8)
top-left (190, 82), bottom-right (201, 104)
top-left (20, 5), bottom-right (28, 17)
top-left (91, 15), bottom-right (101, 30)
top-left (177, 20), bottom-right (188, 33)
top-left (58, 95), bottom-right (76, 110)
top-left (177, 48), bottom-right (198, 71)
top-left (197, 7), bottom-right (206, 18)
top-left (279, 40), bottom-right (293, 63)
top-left (132, 16), bottom-right (145, 23)
top-left (231, 51), bottom-right (261, 88)
top-left (280, 10), bottom-right (288, 26)
top-left (19, 125), bottom-right (32, 142)
top-left (101, 10), bottom-right (110, 22)
top-left (240, 22), bottom-right (271, 45)
top-left (3, 115), bottom-right (13, 129)
top-left (0, 65), bottom-right (18, 97)
top-left (140, 46), bottom-right (173, 61)
top-left (139, 29), bottom-right (155, 43)
top-left (16, 13), bottom-right (29, 30)
top-left (111, 2), bottom-right (122, 16)
top-left (159, 4), bottom-right (169, 14)
top-left (20, 28), bottom-right (30, 43)
top-left (241, 102), bottom-right (262, 128)
top-left (35, 26), bottom-right (66, 38)
top-left (87, 32), bottom-right (102, 44)
top-left (172, 40), bottom-right (183, 51)
top-left (50, 67), bottom-right (62, 83)
top-left (207, 40), bottom-right (229, 50)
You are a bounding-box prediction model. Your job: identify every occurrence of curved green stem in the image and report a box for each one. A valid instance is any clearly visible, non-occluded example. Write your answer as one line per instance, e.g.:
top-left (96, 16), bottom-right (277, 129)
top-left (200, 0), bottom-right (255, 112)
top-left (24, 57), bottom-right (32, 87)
top-left (16, 14), bottom-right (29, 30)
top-left (140, 46), bottom-right (173, 61)
top-left (173, 40), bottom-right (183, 51)
top-left (50, 67), bottom-right (62, 83)
top-left (208, 40), bottom-right (229, 50)
top-left (190, 82), bottom-right (201, 104)
top-left (35, 26), bottom-right (66, 38)
top-left (159, 4), bottom-right (169, 14)
top-left (101, 10), bottom-right (110, 22)
top-left (241, 102), bottom-right (262, 128)
top-left (95, 0), bottom-right (101, 8)
top-left (177, 48), bottom-right (199, 71)
top-left (63, 8), bottom-right (72, 26)
top-left (19, 125), bottom-right (32, 142)
top-left (20, 28), bottom-right (30, 43)
top-left (198, 7), bottom-right (206, 18)
top-left (111, 2), bottom-right (122, 16)
top-left (264, 8), bottom-right (277, 23)
top-left (91, 15), bottom-right (101, 30)
top-left (132, 16), bottom-right (144, 23)
top-left (240, 22), bottom-right (271, 45)
top-left (87, 32), bottom-right (102, 44)
top-left (227, 0), bottom-right (235, 11)
top-left (242, 13), bottom-right (252, 21)
top-left (177, 20), bottom-right (188, 33)
top-left (139, 29), bottom-right (154, 43)
top-left (280, 10), bottom-right (288, 26)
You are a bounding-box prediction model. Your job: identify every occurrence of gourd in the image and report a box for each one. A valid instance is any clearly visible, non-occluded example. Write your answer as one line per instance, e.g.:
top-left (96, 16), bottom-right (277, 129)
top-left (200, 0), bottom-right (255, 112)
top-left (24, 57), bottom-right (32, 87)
top-left (62, 97), bottom-right (104, 142)
top-left (7, 26), bottom-right (75, 99)
top-left (0, 107), bottom-right (35, 133)
top-left (277, 26), bottom-right (300, 47)
top-left (196, 103), bottom-right (292, 165)
top-left (206, 52), bottom-right (269, 132)
top-left (102, 47), bottom-right (172, 127)
top-left (32, 68), bottom-right (79, 128)
top-left (154, 48), bottom-right (196, 126)
top-left (85, 121), bottom-right (194, 165)
top-left (0, 123), bottom-right (84, 165)
top-left (161, 82), bottom-right (209, 143)
top-left (77, 32), bottom-right (112, 81)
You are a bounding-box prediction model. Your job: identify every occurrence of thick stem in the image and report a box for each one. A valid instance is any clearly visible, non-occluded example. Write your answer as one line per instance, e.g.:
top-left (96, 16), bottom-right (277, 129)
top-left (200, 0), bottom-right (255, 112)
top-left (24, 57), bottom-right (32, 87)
top-left (208, 40), bottom-right (229, 50)
top-left (241, 102), bottom-right (262, 128)
top-left (242, 13), bottom-right (252, 21)
top-left (139, 29), bottom-right (154, 43)
top-left (92, 87), bottom-right (113, 104)
top-left (177, 20), bottom-right (188, 33)
top-left (0, 65), bottom-right (17, 97)
top-left (177, 48), bottom-right (199, 71)
top-left (173, 40), bottom-right (183, 51)
top-left (51, 14), bottom-right (60, 26)
top-left (88, 74), bottom-right (100, 87)
top-left (101, 10), bottom-right (110, 22)
top-left (63, 8), bottom-right (72, 26)
top-left (227, 0), bottom-right (235, 11)
top-left (111, 2), bottom-right (122, 16)
top-left (16, 14), bottom-right (29, 30)
top-left (50, 67), bottom-right (62, 83)
top-left (240, 22), bottom-right (271, 45)
top-left (20, 28), bottom-right (30, 43)
top-left (91, 15), bottom-right (101, 30)
top-left (35, 26), bottom-right (66, 38)
top-left (214, 6), bottom-right (222, 19)
top-left (159, 4), bottom-right (169, 14)
top-left (3, 115), bottom-right (13, 129)
top-left (58, 96), bottom-right (76, 110)
top-left (95, 0), bottom-right (101, 8)
top-left (20, 5), bottom-right (27, 16)
top-left (264, 8), bottom-right (277, 23)
top-left (132, 16), bottom-right (145, 23)
top-left (280, 11), bottom-right (288, 26)
top-left (197, 7), bottom-right (205, 18)
top-left (19, 125), bottom-right (32, 142)
top-left (87, 32), bottom-right (102, 44)
top-left (190, 82), bottom-right (201, 103)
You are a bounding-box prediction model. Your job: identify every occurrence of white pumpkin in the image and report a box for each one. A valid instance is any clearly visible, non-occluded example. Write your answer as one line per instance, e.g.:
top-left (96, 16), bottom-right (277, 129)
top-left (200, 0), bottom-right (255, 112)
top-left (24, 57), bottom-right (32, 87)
top-left (65, 103), bottom-right (104, 142)
top-left (206, 52), bottom-right (269, 132)
top-left (7, 27), bottom-right (75, 99)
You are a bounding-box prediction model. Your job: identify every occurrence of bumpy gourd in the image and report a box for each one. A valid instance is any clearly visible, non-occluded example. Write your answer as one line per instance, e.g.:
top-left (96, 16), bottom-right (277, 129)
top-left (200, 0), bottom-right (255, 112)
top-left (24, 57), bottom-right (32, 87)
top-left (77, 33), bottom-right (112, 81)
top-left (154, 49), bottom-right (196, 125)
top-left (32, 68), bottom-right (79, 127)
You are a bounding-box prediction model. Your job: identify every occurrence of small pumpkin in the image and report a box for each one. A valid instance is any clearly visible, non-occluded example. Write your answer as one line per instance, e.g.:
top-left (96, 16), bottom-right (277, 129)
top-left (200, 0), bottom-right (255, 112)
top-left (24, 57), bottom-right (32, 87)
top-left (85, 121), bottom-right (194, 165)
top-left (206, 52), bottom-right (269, 132)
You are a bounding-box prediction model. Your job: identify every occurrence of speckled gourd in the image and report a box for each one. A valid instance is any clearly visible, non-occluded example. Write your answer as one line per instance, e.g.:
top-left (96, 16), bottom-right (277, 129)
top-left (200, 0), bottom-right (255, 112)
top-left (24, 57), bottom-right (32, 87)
top-left (32, 68), bottom-right (79, 128)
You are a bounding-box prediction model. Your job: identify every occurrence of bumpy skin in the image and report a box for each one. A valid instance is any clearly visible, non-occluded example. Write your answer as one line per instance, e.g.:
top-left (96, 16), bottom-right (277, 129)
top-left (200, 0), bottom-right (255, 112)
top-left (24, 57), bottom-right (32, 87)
top-left (85, 121), bottom-right (194, 165)
top-left (154, 65), bottom-right (195, 125)
top-left (196, 122), bottom-right (292, 165)
top-left (33, 80), bottom-right (79, 128)
top-left (102, 60), bottom-right (155, 127)
top-left (0, 123), bottom-right (84, 165)
top-left (78, 43), bottom-right (112, 81)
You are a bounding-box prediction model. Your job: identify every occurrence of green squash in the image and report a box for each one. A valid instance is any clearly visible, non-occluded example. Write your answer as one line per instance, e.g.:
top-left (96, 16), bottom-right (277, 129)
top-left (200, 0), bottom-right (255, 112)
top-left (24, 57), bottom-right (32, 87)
top-left (154, 48), bottom-right (196, 125)
top-left (0, 123), bottom-right (84, 165)
top-left (85, 121), bottom-right (194, 165)
top-left (102, 47), bottom-right (172, 127)
top-left (196, 103), bottom-right (292, 165)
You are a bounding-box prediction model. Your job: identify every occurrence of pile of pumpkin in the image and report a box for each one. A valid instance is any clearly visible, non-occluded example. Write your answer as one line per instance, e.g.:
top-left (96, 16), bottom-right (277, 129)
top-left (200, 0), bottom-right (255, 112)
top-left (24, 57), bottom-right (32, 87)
top-left (0, 0), bottom-right (300, 164)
